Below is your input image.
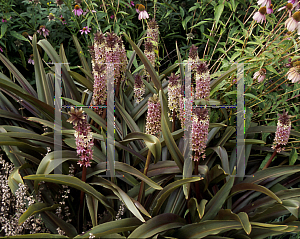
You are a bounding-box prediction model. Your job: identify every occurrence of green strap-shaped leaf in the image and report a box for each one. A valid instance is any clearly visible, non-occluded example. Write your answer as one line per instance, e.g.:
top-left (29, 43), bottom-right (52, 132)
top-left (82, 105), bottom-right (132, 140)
top-left (86, 194), bottom-right (98, 227)
top-left (175, 220), bottom-right (242, 238)
top-left (188, 198), bottom-right (207, 221)
top-left (91, 177), bottom-right (145, 222)
top-left (74, 218), bottom-right (142, 238)
top-left (201, 176), bottom-right (234, 221)
top-left (8, 166), bottom-right (24, 195)
top-left (33, 33), bottom-right (53, 106)
top-left (19, 203), bottom-right (59, 225)
top-left (210, 65), bottom-right (237, 92)
top-left (229, 183), bottom-right (282, 204)
top-left (68, 70), bottom-right (94, 92)
top-left (151, 177), bottom-right (202, 216)
top-left (215, 209), bottom-right (251, 235)
top-left (24, 174), bottom-right (115, 216)
top-left (128, 213), bottom-right (185, 239)
top-left (121, 132), bottom-right (161, 163)
top-left (37, 39), bottom-right (81, 101)
top-left (72, 35), bottom-right (91, 73)
top-left (0, 53), bottom-right (37, 97)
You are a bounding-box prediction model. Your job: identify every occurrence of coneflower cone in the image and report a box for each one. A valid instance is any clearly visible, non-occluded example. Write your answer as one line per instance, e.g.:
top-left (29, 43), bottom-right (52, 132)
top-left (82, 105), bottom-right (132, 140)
top-left (168, 73), bottom-right (181, 121)
top-left (272, 111), bottom-right (291, 152)
top-left (134, 74), bottom-right (145, 103)
top-left (191, 108), bottom-right (209, 161)
top-left (145, 94), bottom-right (161, 137)
top-left (67, 108), bottom-right (94, 167)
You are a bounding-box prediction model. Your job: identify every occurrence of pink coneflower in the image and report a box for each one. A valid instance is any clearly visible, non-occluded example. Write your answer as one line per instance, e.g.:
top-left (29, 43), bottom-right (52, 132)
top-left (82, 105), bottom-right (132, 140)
top-left (56, 0), bottom-right (63, 6)
top-left (191, 108), bottom-right (209, 161)
top-left (145, 94), bottom-right (161, 137)
top-left (136, 4), bottom-right (149, 20)
top-left (131, 1), bottom-right (134, 6)
top-left (253, 7), bottom-right (267, 24)
top-left (278, 3), bottom-right (293, 17)
top-left (73, 4), bottom-right (84, 16)
top-left (267, 4), bottom-right (273, 14)
top-left (253, 68), bottom-right (266, 82)
top-left (60, 15), bottom-right (66, 24)
top-left (37, 25), bottom-right (50, 38)
top-left (272, 111), bottom-right (291, 153)
top-left (257, 0), bottom-right (271, 7)
top-left (287, 65), bottom-right (300, 83)
top-left (67, 107), bottom-right (94, 167)
top-left (80, 26), bottom-right (91, 34)
top-left (285, 11), bottom-right (300, 31)
top-left (289, 0), bottom-right (300, 11)
top-left (48, 13), bottom-right (55, 21)
top-left (28, 54), bottom-right (34, 65)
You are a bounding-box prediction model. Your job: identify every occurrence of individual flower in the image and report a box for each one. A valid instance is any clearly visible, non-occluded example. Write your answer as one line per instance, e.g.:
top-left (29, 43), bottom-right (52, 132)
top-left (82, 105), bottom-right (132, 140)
top-left (110, 14), bottom-right (114, 19)
top-left (278, 3), bottom-right (293, 17)
top-left (253, 6), bottom-right (267, 24)
top-left (14, 40), bottom-right (23, 47)
top-left (195, 62), bottom-right (210, 100)
top-left (191, 108), bottom-right (209, 161)
top-left (2, 17), bottom-right (7, 23)
top-left (80, 26), bottom-right (91, 34)
top-left (145, 94), bottom-right (161, 137)
top-left (286, 65), bottom-right (300, 83)
top-left (137, 4), bottom-right (149, 20)
top-left (22, 31), bottom-right (33, 40)
top-left (48, 13), bottom-right (55, 21)
top-left (168, 73), bottom-right (181, 121)
top-left (257, 0), bottom-right (271, 7)
top-left (0, 47), bottom-right (3, 52)
top-left (73, 4), bottom-right (84, 16)
top-left (267, 4), bottom-right (273, 14)
top-left (272, 111), bottom-right (291, 153)
top-left (56, 0), bottom-right (63, 6)
top-left (67, 107), bottom-right (94, 167)
top-left (131, 1), bottom-right (135, 6)
top-left (289, 0), bottom-right (300, 11)
top-left (285, 11), bottom-right (300, 31)
top-left (28, 54), bottom-right (34, 65)
top-left (134, 74), bottom-right (145, 103)
top-left (37, 25), bottom-right (50, 38)
top-left (60, 15), bottom-right (66, 24)
top-left (253, 68), bottom-right (266, 82)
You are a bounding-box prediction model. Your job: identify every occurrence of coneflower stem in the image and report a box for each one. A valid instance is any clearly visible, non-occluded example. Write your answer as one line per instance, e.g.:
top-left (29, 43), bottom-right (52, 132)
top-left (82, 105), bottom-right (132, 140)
top-left (262, 149), bottom-right (278, 170)
top-left (137, 149), bottom-right (152, 203)
top-left (79, 165), bottom-right (87, 232)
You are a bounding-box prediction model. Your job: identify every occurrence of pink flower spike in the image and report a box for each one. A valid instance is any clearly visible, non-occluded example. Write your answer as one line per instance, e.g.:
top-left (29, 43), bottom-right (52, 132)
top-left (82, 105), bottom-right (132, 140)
top-left (73, 4), bottom-right (84, 16)
top-left (79, 27), bottom-right (91, 35)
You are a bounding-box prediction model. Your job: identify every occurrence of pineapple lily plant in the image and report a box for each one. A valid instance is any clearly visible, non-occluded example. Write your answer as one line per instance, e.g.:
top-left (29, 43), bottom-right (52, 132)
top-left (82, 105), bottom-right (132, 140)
top-left (0, 2), bottom-right (300, 239)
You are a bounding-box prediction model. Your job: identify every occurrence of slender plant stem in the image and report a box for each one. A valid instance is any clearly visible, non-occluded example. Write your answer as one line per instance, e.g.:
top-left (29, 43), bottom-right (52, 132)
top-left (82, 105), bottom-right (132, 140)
top-left (79, 165), bottom-right (87, 232)
top-left (262, 148), bottom-right (278, 170)
top-left (137, 149), bottom-right (152, 203)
